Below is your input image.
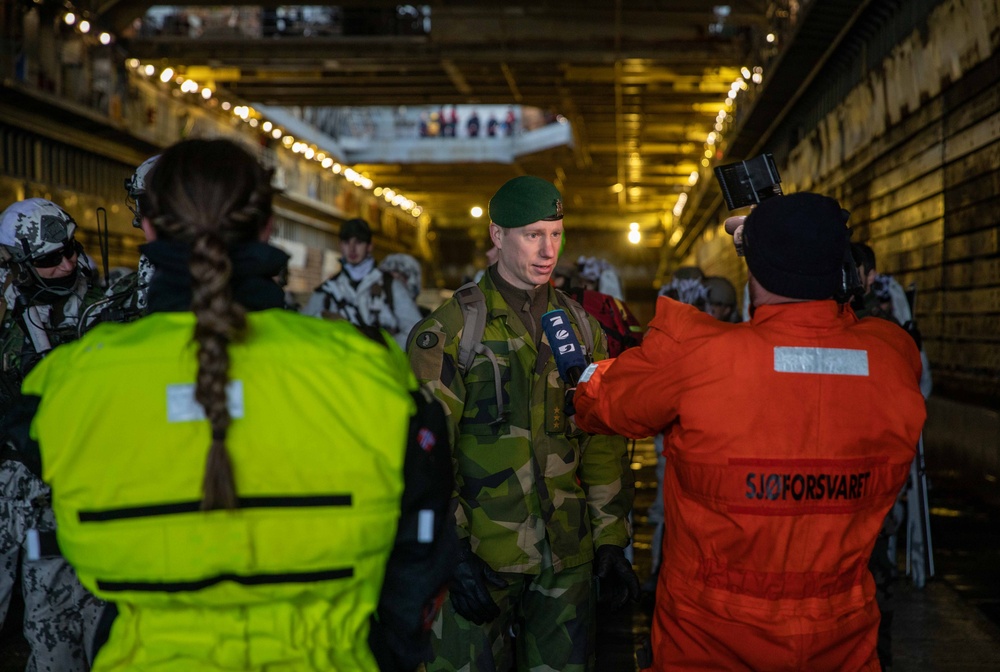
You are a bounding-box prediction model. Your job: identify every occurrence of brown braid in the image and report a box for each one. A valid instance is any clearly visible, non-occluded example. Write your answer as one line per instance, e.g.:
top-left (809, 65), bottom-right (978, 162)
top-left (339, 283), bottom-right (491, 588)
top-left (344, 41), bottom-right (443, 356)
top-left (140, 139), bottom-right (275, 511)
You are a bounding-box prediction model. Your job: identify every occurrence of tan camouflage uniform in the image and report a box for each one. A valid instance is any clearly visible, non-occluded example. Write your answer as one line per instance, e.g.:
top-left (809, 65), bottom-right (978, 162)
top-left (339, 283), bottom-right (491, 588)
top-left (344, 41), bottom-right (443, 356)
top-left (408, 270), bottom-right (632, 671)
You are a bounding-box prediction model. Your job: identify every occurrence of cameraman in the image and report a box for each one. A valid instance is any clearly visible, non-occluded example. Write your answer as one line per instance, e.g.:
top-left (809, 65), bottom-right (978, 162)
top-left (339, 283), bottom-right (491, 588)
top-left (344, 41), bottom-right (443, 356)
top-left (573, 193), bottom-right (926, 670)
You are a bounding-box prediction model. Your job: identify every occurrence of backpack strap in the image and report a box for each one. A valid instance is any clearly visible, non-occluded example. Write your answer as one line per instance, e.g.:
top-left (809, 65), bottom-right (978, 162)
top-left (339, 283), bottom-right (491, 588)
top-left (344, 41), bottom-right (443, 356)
top-left (454, 282), bottom-right (487, 374)
top-left (454, 282), bottom-right (508, 427)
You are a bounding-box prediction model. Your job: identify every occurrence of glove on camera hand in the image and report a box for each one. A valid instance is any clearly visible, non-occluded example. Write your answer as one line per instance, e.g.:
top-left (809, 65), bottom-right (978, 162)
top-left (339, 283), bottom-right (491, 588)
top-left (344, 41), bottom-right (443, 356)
top-left (594, 545), bottom-right (640, 610)
top-left (449, 543), bottom-right (508, 625)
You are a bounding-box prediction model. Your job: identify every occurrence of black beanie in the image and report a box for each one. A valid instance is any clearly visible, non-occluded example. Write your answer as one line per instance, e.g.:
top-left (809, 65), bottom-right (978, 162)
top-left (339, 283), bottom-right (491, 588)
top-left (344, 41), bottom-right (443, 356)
top-left (743, 192), bottom-right (850, 300)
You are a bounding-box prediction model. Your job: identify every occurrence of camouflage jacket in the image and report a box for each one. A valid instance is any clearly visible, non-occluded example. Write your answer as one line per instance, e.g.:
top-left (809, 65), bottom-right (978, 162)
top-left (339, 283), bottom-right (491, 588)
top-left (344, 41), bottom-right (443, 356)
top-left (407, 271), bottom-right (632, 574)
top-left (1, 269), bottom-right (142, 411)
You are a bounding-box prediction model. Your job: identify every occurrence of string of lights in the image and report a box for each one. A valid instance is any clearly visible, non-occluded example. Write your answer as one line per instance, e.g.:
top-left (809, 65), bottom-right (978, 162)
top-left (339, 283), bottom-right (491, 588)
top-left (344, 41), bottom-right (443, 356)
top-left (125, 59), bottom-right (424, 220)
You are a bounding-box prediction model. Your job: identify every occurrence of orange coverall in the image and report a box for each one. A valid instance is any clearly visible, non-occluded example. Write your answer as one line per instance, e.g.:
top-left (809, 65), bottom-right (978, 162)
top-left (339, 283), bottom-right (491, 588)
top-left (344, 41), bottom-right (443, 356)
top-left (576, 298), bottom-right (925, 671)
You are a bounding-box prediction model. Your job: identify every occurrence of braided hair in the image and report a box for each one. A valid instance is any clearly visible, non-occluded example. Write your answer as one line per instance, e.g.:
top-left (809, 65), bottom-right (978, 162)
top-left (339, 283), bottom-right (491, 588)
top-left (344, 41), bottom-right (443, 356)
top-left (140, 139), bottom-right (275, 510)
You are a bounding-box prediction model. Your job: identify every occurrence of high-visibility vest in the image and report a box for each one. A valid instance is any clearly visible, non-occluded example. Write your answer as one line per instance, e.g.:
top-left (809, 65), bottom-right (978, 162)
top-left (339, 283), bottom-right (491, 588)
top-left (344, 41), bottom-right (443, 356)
top-left (24, 309), bottom-right (416, 671)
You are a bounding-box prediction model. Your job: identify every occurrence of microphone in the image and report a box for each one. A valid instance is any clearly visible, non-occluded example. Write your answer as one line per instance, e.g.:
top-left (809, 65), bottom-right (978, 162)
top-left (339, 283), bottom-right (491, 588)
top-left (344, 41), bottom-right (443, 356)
top-left (541, 309), bottom-right (587, 386)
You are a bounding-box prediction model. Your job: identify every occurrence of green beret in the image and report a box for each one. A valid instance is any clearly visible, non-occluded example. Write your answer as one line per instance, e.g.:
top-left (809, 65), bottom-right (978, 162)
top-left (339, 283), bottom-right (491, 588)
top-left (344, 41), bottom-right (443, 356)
top-left (488, 176), bottom-right (563, 228)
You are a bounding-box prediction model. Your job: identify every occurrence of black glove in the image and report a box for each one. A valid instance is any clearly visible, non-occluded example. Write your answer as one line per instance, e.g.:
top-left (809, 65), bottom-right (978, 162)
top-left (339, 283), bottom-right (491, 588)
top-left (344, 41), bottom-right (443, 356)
top-left (449, 543), bottom-right (508, 625)
top-left (594, 545), bottom-right (640, 610)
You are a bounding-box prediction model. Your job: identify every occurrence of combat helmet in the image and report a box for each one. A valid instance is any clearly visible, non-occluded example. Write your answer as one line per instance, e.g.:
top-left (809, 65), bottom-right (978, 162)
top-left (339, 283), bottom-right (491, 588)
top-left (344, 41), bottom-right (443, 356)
top-left (124, 155), bottom-right (160, 228)
top-left (0, 198), bottom-right (78, 265)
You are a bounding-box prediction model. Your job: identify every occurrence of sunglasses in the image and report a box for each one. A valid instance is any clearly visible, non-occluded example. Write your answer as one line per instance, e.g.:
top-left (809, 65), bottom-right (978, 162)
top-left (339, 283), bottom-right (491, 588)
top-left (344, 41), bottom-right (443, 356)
top-left (31, 239), bottom-right (78, 268)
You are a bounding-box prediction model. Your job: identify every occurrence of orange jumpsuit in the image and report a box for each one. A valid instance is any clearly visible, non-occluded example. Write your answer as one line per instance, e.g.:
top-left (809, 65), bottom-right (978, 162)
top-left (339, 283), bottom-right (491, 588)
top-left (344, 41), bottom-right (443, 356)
top-left (576, 298), bottom-right (925, 671)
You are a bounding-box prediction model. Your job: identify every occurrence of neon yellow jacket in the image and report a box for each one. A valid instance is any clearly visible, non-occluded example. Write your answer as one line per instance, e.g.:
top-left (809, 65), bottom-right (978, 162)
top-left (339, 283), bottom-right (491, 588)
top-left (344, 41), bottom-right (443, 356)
top-left (23, 309), bottom-right (416, 671)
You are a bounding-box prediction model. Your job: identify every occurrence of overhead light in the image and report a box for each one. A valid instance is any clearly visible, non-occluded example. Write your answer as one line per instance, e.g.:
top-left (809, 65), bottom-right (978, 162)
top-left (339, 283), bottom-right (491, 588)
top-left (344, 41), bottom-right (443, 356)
top-left (412, 207), bottom-right (422, 217)
top-left (201, 87), bottom-right (212, 99)
top-left (221, 101), bottom-right (231, 110)
top-left (611, 183), bottom-right (624, 193)
top-left (322, 157), bottom-right (333, 168)
top-left (64, 12), bottom-right (76, 25)
top-left (629, 222), bottom-right (640, 231)
top-left (766, 33), bottom-right (776, 43)
top-left (471, 206), bottom-right (483, 218)
top-left (688, 171), bottom-right (699, 186)
top-left (143, 64), bottom-right (154, 76)
top-left (79, 20), bottom-right (90, 33)
top-left (304, 147), bottom-right (315, 159)
top-left (262, 121), bottom-right (272, 132)
top-left (628, 229), bottom-right (641, 245)
top-left (159, 68), bottom-right (174, 83)
top-left (99, 32), bottom-right (111, 45)
top-left (271, 128), bottom-right (282, 139)
top-left (128, 59), bottom-right (140, 69)
top-left (741, 66), bottom-right (751, 79)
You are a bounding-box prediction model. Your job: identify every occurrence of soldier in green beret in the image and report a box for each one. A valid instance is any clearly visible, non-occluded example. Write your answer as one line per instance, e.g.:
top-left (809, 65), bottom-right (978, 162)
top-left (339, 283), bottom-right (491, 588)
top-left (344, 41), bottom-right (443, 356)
top-left (407, 175), bottom-right (638, 671)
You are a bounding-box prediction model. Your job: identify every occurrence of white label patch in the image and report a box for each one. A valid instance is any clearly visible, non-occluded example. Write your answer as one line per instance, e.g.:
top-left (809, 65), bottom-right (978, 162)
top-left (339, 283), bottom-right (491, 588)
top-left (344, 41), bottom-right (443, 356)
top-left (167, 380), bottom-right (245, 422)
top-left (774, 347), bottom-right (869, 376)
top-left (578, 363), bottom-right (599, 383)
top-left (417, 509), bottom-right (435, 543)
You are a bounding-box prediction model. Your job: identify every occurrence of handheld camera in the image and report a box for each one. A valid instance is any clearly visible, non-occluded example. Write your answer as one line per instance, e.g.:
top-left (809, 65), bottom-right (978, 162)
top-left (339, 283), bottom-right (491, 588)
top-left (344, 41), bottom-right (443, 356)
top-left (713, 153), bottom-right (782, 210)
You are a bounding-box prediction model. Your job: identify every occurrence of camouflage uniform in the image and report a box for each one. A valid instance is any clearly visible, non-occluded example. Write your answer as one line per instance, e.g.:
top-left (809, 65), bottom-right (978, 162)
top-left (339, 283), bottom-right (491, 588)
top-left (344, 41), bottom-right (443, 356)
top-left (407, 270), bottom-right (632, 671)
top-left (0, 199), bottom-right (106, 671)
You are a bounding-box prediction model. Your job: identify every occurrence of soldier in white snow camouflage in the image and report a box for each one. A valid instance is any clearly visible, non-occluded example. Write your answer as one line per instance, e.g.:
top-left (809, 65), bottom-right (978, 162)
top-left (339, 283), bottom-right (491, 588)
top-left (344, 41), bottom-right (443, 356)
top-left (0, 198), bottom-right (105, 671)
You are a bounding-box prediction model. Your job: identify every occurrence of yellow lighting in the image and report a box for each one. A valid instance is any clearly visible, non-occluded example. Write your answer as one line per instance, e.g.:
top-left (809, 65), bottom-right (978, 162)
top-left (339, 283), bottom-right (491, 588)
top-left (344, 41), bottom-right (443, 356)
top-left (316, 153), bottom-right (326, 162)
top-left (705, 149), bottom-right (713, 158)
top-left (272, 128), bottom-right (282, 139)
top-left (670, 229), bottom-right (683, 245)
top-left (159, 68), bottom-right (174, 83)
top-left (143, 64), bottom-right (154, 76)
top-left (741, 66), bottom-right (751, 79)
top-left (412, 207), bottom-right (422, 217)
top-left (262, 121), bottom-right (272, 132)
top-left (628, 230), bottom-right (641, 245)
top-left (766, 33), bottom-right (776, 43)
top-left (249, 118), bottom-right (258, 127)
top-left (688, 171), bottom-right (699, 186)
top-left (715, 122), bottom-right (724, 132)
top-left (752, 73), bottom-right (763, 84)
top-left (362, 178), bottom-right (374, 190)
top-left (283, 135), bottom-right (294, 145)
top-left (725, 98), bottom-right (733, 108)
top-left (611, 183), bottom-right (624, 193)
top-left (222, 101), bottom-right (231, 110)
top-left (471, 206), bottom-right (483, 218)
top-left (79, 20), bottom-right (90, 33)
top-left (201, 87), bottom-right (212, 99)
top-left (728, 90), bottom-right (737, 99)
top-left (629, 222), bottom-right (640, 231)
top-left (128, 59), bottom-right (140, 69)
top-left (707, 132), bottom-right (717, 144)
top-left (304, 147), bottom-right (315, 160)
top-left (374, 187), bottom-right (383, 196)
top-left (701, 158), bottom-right (710, 167)
top-left (99, 32), bottom-right (111, 45)
top-left (332, 163), bottom-right (341, 174)
top-left (322, 158), bottom-right (333, 168)
top-left (64, 13), bottom-right (76, 25)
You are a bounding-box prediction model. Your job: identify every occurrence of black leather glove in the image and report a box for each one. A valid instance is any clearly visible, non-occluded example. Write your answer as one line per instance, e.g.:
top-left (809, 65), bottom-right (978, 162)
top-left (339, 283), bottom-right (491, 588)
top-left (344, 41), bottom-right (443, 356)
top-left (594, 545), bottom-right (640, 610)
top-left (449, 543), bottom-right (508, 625)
